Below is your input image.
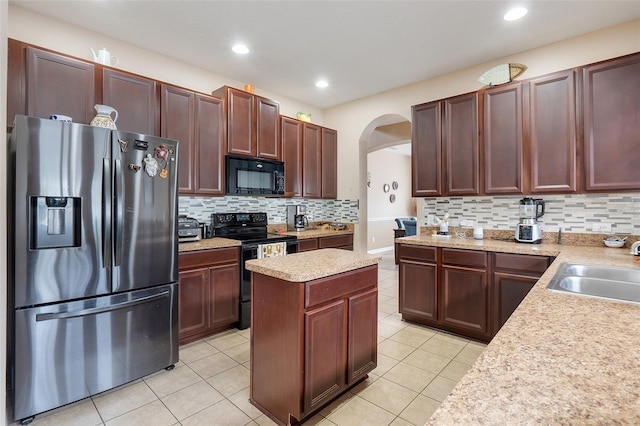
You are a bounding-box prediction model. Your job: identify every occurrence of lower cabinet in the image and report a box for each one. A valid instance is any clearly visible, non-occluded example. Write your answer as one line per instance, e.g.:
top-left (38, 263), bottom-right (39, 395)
top-left (398, 244), bottom-right (550, 342)
top-left (178, 247), bottom-right (240, 345)
top-left (298, 234), bottom-right (354, 252)
top-left (251, 265), bottom-right (377, 424)
top-left (492, 252), bottom-right (550, 334)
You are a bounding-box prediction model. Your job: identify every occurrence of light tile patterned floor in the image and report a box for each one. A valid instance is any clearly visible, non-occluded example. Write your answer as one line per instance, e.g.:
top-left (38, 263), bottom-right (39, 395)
top-left (14, 251), bottom-right (486, 426)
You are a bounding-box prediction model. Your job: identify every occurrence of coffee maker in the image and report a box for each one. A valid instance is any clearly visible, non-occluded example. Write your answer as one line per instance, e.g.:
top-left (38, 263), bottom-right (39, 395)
top-left (286, 205), bottom-right (309, 231)
top-left (515, 197), bottom-right (545, 244)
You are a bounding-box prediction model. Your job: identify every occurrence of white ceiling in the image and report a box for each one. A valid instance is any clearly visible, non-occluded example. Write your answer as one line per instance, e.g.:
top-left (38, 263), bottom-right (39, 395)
top-left (11, 0), bottom-right (640, 109)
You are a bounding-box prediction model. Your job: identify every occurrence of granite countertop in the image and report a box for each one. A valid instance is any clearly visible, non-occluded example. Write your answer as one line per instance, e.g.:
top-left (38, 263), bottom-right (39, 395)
top-left (395, 235), bottom-right (640, 424)
top-left (178, 237), bottom-right (241, 253)
top-left (245, 248), bottom-right (381, 282)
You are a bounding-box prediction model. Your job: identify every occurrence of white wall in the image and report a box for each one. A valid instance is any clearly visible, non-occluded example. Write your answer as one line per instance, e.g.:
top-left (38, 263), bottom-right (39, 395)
top-left (323, 18), bottom-right (640, 251)
top-left (367, 150), bottom-right (412, 251)
top-left (7, 5), bottom-right (324, 122)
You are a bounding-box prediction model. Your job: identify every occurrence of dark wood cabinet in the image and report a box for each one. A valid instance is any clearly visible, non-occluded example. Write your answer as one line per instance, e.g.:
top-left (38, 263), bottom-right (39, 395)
top-left (25, 46), bottom-right (96, 125)
top-left (212, 86), bottom-right (280, 160)
top-left (440, 248), bottom-right (490, 340)
top-left (582, 53), bottom-right (640, 192)
top-left (194, 94), bottom-right (225, 195)
top-left (298, 238), bottom-right (319, 252)
top-left (178, 248), bottom-right (240, 345)
top-left (7, 38), bottom-right (26, 125)
top-left (281, 116), bottom-right (303, 197)
top-left (528, 70), bottom-right (578, 193)
top-left (302, 122), bottom-right (323, 198)
top-left (251, 265), bottom-right (377, 424)
top-left (298, 234), bottom-right (354, 253)
top-left (399, 245), bottom-right (552, 342)
top-left (399, 245), bottom-right (438, 324)
top-left (483, 82), bottom-right (525, 195)
top-left (321, 127), bottom-right (338, 198)
top-left (443, 93), bottom-right (480, 195)
top-left (102, 69), bottom-right (158, 135)
top-left (161, 85), bottom-right (225, 195)
top-left (411, 101), bottom-right (442, 196)
top-left (492, 252), bottom-right (550, 335)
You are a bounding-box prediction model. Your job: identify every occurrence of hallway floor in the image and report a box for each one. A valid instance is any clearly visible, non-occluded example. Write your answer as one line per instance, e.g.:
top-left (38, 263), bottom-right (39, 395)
top-left (15, 251), bottom-right (486, 426)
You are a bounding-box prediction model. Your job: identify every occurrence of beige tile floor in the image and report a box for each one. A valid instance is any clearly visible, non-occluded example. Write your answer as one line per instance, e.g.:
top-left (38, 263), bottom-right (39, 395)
top-left (14, 251), bottom-right (486, 426)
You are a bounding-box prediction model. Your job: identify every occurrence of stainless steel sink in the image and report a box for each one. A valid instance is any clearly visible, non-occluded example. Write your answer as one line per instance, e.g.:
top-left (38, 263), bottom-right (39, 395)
top-left (547, 262), bottom-right (640, 304)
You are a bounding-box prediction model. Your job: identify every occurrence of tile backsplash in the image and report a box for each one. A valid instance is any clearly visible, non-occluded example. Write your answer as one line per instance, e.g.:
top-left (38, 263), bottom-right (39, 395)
top-left (422, 193), bottom-right (640, 235)
top-left (179, 196), bottom-right (359, 224)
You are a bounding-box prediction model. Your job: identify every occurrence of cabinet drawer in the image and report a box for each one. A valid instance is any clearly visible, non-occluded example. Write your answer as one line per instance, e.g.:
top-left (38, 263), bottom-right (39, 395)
top-left (179, 247), bottom-right (239, 270)
top-left (298, 238), bottom-right (319, 252)
top-left (305, 265), bottom-right (377, 308)
top-left (398, 245), bottom-right (437, 263)
top-left (494, 253), bottom-right (549, 274)
top-left (441, 248), bottom-right (487, 269)
top-left (319, 234), bottom-right (353, 249)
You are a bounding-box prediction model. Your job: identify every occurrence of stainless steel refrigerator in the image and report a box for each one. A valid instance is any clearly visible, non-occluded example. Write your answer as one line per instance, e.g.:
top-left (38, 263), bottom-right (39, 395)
top-left (7, 115), bottom-right (180, 423)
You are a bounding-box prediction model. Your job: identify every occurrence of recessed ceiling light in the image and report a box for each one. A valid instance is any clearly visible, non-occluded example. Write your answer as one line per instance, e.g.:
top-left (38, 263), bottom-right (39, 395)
top-left (232, 44), bottom-right (249, 55)
top-left (504, 7), bottom-right (527, 21)
top-left (315, 80), bottom-right (329, 88)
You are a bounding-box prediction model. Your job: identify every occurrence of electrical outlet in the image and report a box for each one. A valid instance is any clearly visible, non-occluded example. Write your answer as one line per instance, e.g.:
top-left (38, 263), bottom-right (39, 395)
top-left (592, 223), bottom-right (613, 233)
top-left (372, 236), bottom-right (375, 243)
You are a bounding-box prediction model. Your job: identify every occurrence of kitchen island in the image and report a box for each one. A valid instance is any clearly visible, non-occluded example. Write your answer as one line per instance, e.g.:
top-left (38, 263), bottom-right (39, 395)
top-left (396, 234), bottom-right (640, 424)
top-left (245, 249), bottom-right (381, 426)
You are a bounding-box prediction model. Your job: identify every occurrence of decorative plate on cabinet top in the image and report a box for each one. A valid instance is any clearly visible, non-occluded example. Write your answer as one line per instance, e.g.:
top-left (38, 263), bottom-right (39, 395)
top-left (477, 63), bottom-right (527, 86)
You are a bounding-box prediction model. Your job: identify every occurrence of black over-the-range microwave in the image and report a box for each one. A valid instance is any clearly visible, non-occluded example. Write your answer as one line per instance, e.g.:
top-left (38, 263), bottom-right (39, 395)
top-left (226, 155), bottom-right (285, 196)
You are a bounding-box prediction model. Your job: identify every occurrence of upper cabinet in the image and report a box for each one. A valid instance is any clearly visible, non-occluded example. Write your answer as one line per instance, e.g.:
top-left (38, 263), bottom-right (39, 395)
top-left (212, 86), bottom-right (281, 160)
top-left (411, 93), bottom-right (479, 197)
top-left (161, 84), bottom-right (225, 196)
top-left (582, 53), bottom-right (640, 192)
top-left (302, 122), bottom-right (322, 198)
top-left (102, 69), bottom-right (159, 135)
top-left (281, 116), bottom-right (303, 197)
top-left (25, 46), bottom-right (96, 125)
top-left (483, 82), bottom-right (524, 195)
top-left (528, 70), bottom-right (578, 194)
top-left (321, 127), bottom-right (338, 199)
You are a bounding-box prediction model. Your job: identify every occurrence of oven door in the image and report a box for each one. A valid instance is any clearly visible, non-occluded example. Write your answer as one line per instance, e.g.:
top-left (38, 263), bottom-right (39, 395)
top-left (238, 239), bottom-right (297, 329)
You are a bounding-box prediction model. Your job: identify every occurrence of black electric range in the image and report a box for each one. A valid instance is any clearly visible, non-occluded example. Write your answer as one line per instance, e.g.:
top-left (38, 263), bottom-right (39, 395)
top-left (211, 212), bottom-right (298, 329)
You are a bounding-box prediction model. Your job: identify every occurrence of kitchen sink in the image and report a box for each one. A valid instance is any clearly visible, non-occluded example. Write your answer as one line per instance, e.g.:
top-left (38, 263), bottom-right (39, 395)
top-left (547, 262), bottom-right (640, 304)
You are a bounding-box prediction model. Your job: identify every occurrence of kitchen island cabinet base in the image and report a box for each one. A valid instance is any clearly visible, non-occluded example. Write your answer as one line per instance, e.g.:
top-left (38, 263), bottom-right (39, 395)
top-left (250, 264), bottom-right (378, 426)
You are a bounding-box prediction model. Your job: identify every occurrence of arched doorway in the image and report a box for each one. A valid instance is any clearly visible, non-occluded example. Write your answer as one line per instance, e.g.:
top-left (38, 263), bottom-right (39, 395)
top-left (357, 114), bottom-right (412, 253)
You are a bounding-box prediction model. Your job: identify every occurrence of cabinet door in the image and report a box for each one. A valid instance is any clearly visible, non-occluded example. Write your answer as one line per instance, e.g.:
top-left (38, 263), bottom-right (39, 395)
top-left (347, 288), bottom-right (377, 384)
top-left (441, 266), bottom-right (490, 339)
top-left (443, 93), bottom-right (480, 195)
top-left (399, 260), bottom-right (438, 323)
top-left (304, 300), bottom-right (346, 413)
top-left (227, 88), bottom-right (255, 157)
top-left (178, 268), bottom-right (209, 340)
top-left (209, 263), bottom-right (240, 329)
top-left (321, 127), bottom-right (338, 199)
top-left (411, 101), bottom-right (442, 196)
top-left (103, 69), bottom-right (158, 135)
top-left (583, 53), bottom-right (640, 191)
top-left (302, 123), bottom-right (322, 198)
top-left (529, 70), bottom-right (578, 193)
top-left (298, 238), bottom-right (319, 252)
top-left (282, 117), bottom-right (303, 197)
top-left (195, 94), bottom-right (225, 195)
top-left (161, 84), bottom-right (195, 194)
top-left (26, 47), bottom-right (95, 124)
top-left (492, 272), bottom-right (537, 336)
top-left (483, 83), bottom-right (524, 194)
top-left (7, 38), bottom-right (26, 125)
top-left (256, 96), bottom-right (280, 160)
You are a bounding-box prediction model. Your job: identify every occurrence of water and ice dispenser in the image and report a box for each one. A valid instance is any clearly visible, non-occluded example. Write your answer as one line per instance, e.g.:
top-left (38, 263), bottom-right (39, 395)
top-left (30, 196), bottom-right (81, 249)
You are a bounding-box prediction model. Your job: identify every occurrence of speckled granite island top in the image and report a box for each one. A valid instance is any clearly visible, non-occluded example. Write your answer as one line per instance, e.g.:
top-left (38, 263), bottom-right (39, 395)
top-left (395, 235), bottom-right (640, 424)
top-left (245, 248), bottom-right (381, 282)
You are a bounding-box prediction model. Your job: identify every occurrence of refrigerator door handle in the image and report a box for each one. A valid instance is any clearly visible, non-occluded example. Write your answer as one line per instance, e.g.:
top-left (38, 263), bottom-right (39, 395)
top-left (114, 159), bottom-right (124, 266)
top-left (102, 159), bottom-right (111, 268)
top-left (35, 291), bottom-right (170, 322)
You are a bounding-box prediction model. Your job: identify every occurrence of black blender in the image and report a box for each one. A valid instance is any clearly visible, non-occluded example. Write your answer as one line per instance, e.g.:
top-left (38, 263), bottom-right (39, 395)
top-left (515, 197), bottom-right (545, 243)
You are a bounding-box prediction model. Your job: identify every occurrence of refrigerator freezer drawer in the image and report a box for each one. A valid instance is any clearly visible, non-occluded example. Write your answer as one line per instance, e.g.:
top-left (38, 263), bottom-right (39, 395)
top-left (12, 283), bottom-right (178, 422)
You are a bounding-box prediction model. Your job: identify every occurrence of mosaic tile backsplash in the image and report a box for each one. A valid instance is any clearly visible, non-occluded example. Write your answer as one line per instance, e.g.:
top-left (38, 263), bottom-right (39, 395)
top-left (179, 196), bottom-right (359, 225)
top-left (421, 194), bottom-right (640, 235)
